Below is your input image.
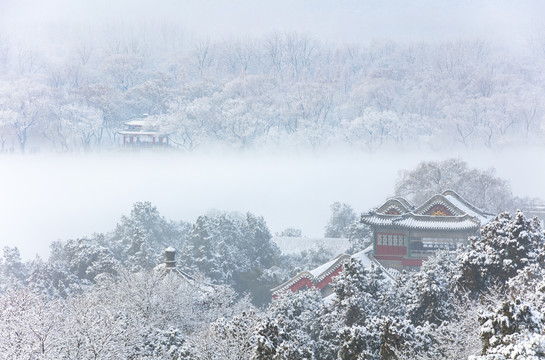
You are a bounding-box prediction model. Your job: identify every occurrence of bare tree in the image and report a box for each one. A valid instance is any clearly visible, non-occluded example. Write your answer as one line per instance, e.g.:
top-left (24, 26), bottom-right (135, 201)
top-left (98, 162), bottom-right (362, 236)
top-left (192, 39), bottom-right (216, 79)
top-left (395, 158), bottom-right (515, 213)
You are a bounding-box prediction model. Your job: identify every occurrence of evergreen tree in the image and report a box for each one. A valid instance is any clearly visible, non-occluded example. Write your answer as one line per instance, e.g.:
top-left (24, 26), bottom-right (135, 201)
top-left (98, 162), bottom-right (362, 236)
top-left (110, 201), bottom-right (190, 270)
top-left (473, 264), bottom-right (545, 358)
top-left (346, 222), bottom-right (372, 253)
top-left (331, 259), bottom-right (388, 327)
top-left (180, 211), bottom-right (280, 305)
top-left (180, 215), bottom-right (219, 279)
top-left (26, 257), bottom-right (88, 298)
top-left (253, 317), bottom-right (282, 360)
top-left (328, 259), bottom-right (400, 359)
top-left (325, 202), bottom-right (357, 238)
top-left (266, 289), bottom-right (324, 359)
top-left (457, 211), bottom-right (545, 295)
top-left (48, 236), bottom-right (119, 282)
top-left (1, 246), bottom-right (29, 285)
top-left (407, 251), bottom-right (457, 326)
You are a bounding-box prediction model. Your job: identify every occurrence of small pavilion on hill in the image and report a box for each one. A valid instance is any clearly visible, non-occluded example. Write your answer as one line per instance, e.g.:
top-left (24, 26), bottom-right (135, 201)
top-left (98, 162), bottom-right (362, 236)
top-left (361, 190), bottom-right (494, 270)
top-left (118, 116), bottom-right (169, 148)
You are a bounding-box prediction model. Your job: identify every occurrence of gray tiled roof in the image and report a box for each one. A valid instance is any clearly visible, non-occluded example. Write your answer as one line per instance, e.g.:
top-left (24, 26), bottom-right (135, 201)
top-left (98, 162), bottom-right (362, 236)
top-left (361, 190), bottom-right (494, 231)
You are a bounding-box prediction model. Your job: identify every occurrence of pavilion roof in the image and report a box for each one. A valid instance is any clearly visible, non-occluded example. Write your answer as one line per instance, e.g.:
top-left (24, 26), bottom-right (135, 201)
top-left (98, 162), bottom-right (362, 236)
top-left (361, 190), bottom-right (494, 231)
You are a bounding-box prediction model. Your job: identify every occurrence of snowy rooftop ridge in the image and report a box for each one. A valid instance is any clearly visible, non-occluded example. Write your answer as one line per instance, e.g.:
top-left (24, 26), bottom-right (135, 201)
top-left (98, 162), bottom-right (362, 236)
top-left (395, 217), bottom-right (478, 230)
top-left (374, 197), bottom-right (414, 214)
top-left (271, 246), bottom-right (395, 296)
top-left (271, 253), bottom-right (350, 294)
top-left (308, 254), bottom-right (348, 281)
top-left (441, 190), bottom-right (495, 224)
top-left (362, 190), bottom-right (493, 231)
top-left (124, 120), bottom-right (156, 127)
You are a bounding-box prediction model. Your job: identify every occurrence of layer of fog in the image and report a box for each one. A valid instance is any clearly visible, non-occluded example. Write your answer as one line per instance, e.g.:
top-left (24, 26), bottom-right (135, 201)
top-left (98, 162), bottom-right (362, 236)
top-left (2, 148), bottom-right (544, 260)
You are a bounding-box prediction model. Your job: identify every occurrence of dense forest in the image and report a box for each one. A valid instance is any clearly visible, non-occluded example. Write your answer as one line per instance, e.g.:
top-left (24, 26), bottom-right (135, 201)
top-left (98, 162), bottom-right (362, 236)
top-left (1, 24), bottom-right (545, 152)
top-left (2, 204), bottom-right (545, 359)
top-left (1, 160), bottom-right (545, 358)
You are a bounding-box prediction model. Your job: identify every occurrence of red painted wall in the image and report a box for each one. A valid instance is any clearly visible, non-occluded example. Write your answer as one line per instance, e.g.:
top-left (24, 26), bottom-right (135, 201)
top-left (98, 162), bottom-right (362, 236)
top-left (315, 265), bottom-right (343, 290)
top-left (375, 245), bottom-right (407, 256)
top-left (289, 277), bottom-right (314, 292)
top-left (287, 264), bottom-right (344, 293)
top-left (402, 258), bottom-right (423, 267)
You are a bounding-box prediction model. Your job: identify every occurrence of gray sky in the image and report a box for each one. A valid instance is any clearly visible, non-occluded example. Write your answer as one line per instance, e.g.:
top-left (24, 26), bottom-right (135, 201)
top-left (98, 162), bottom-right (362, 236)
top-left (2, 149), bottom-right (544, 260)
top-left (1, 0), bottom-right (544, 48)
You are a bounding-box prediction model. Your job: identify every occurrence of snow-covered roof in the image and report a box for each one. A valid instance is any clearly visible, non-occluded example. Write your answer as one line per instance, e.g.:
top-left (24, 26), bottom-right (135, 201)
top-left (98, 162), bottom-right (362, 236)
top-left (392, 215), bottom-right (481, 230)
top-left (155, 263), bottom-right (215, 293)
top-left (309, 256), bottom-right (346, 278)
top-left (375, 197), bottom-right (413, 215)
top-left (271, 253), bottom-right (350, 294)
top-left (118, 131), bottom-right (164, 136)
top-left (124, 120), bottom-right (156, 127)
top-left (119, 118), bottom-right (170, 136)
top-left (360, 214), bottom-right (396, 227)
top-left (441, 190), bottom-right (495, 224)
top-left (271, 246), bottom-right (395, 296)
top-left (352, 245), bottom-right (397, 280)
top-left (361, 190), bottom-right (493, 231)
top-left (351, 245), bottom-right (378, 269)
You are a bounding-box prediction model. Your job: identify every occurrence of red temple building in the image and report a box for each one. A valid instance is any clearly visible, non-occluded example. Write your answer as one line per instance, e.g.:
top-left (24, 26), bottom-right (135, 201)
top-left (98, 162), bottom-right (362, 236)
top-left (272, 190), bottom-right (494, 298)
top-left (361, 190), bottom-right (494, 270)
top-left (271, 247), bottom-right (395, 298)
top-left (272, 254), bottom-right (350, 297)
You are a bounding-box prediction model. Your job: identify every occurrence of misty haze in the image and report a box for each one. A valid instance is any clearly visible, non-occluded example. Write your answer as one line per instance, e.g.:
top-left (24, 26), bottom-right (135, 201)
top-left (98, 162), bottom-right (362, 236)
top-left (1, 1), bottom-right (545, 359)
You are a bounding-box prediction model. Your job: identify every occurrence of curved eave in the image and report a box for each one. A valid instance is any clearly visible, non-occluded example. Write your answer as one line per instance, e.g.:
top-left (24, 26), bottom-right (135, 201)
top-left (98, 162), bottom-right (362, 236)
top-left (271, 271), bottom-right (314, 294)
top-left (442, 190), bottom-right (489, 215)
top-left (361, 214), bottom-right (396, 227)
top-left (375, 197), bottom-right (413, 215)
top-left (362, 213), bottom-right (481, 231)
top-left (312, 255), bottom-right (350, 283)
top-left (442, 190), bottom-right (495, 224)
top-left (118, 131), bottom-right (167, 136)
top-left (392, 216), bottom-right (480, 231)
top-left (271, 255), bottom-right (349, 294)
top-left (412, 194), bottom-right (465, 217)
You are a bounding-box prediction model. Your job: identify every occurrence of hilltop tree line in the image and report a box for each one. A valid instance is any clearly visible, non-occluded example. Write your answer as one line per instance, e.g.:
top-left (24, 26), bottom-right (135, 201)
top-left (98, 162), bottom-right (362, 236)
top-left (0, 202), bottom-right (296, 306)
top-left (1, 199), bottom-right (362, 307)
top-left (1, 25), bottom-right (545, 152)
